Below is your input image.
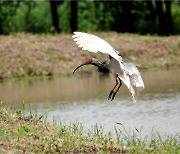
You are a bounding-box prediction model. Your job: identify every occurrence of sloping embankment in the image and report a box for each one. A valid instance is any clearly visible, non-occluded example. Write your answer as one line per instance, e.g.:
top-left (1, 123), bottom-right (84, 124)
top-left (0, 33), bottom-right (179, 79)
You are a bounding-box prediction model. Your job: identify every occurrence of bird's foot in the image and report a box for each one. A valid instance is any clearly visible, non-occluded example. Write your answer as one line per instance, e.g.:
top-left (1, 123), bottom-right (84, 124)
top-left (108, 90), bottom-right (116, 101)
top-left (112, 92), bottom-right (117, 101)
top-left (108, 90), bottom-right (113, 101)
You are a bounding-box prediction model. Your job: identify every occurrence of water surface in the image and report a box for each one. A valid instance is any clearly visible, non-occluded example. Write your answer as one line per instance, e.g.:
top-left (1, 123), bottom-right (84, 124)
top-left (0, 69), bottom-right (180, 137)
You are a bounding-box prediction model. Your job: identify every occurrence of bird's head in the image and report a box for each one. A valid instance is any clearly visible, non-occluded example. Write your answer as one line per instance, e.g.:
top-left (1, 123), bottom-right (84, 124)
top-left (73, 58), bottom-right (102, 74)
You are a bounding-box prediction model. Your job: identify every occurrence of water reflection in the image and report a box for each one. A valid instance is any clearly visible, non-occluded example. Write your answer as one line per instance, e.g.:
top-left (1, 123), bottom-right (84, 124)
top-left (0, 69), bottom-right (180, 105)
top-left (0, 69), bottom-right (180, 136)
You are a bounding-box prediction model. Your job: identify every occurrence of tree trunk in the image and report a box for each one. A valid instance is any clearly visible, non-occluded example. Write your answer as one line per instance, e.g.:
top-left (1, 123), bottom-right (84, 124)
top-left (147, 0), bottom-right (155, 20)
top-left (155, 0), bottom-right (166, 35)
top-left (70, 1), bottom-right (77, 33)
top-left (165, 0), bottom-right (173, 34)
top-left (0, 4), bottom-right (2, 34)
top-left (24, 2), bottom-right (32, 32)
top-left (119, 1), bottom-right (134, 32)
top-left (0, 16), bottom-right (2, 34)
top-left (50, 1), bottom-right (60, 33)
top-left (0, 25), bottom-right (2, 34)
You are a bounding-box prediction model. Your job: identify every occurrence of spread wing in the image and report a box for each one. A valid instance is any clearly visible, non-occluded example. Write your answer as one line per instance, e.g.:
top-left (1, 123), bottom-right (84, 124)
top-left (123, 63), bottom-right (144, 102)
top-left (72, 32), bottom-right (144, 102)
top-left (72, 32), bottom-right (122, 62)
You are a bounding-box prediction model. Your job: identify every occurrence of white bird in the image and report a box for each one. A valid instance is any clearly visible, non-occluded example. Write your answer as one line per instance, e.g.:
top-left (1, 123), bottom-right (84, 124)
top-left (72, 32), bottom-right (144, 102)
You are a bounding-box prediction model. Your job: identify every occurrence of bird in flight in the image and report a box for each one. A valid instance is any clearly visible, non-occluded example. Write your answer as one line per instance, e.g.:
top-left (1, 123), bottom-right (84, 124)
top-left (72, 32), bottom-right (144, 102)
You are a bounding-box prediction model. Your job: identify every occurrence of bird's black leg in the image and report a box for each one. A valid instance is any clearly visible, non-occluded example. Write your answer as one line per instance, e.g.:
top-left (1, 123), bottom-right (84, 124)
top-left (111, 78), bottom-right (122, 101)
top-left (108, 78), bottom-right (118, 100)
top-left (108, 75), bottom-right (119, 100)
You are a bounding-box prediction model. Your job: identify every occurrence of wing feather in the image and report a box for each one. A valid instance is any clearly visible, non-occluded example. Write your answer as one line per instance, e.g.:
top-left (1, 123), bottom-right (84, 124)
top-left (72, 32), bottom-right (121, 62)
top-left (72, 32), bottom-right (145, 102)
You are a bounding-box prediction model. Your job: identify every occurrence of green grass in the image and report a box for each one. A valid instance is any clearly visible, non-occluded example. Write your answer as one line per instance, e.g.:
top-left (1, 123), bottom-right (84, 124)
top-left (0, 102), bottom-right (179, 153)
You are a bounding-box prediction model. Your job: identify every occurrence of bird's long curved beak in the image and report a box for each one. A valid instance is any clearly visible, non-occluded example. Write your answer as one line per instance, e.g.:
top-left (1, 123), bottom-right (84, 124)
top-left (73, 62), bottom-right (87, 74)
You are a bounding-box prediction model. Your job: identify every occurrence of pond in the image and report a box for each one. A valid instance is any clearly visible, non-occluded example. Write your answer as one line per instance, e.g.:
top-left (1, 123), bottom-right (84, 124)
top-left (0, 69), bottom-right (180, 138)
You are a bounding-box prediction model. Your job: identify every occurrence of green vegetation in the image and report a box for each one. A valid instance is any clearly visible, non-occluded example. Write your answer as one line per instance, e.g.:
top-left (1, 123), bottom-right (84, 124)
top-left (0, 2), bottom-right (179, 153)
top-left (0, 33), bottom-right (179, 80)
top-left (0, 1), bottom-right (180, 35)
top-left (0, 103), bottom-right (179, 153)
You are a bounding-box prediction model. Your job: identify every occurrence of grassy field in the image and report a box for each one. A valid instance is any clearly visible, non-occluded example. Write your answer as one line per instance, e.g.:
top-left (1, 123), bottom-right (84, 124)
top-left (0, 33), bottom-right (180, 153)
top-left (0, 103), bottom-right (179, 153)
top-left (0, 33), bottom-right (180, 80)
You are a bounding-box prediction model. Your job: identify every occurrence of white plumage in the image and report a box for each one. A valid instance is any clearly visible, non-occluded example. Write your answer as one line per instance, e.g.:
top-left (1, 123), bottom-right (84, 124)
top-left (72, 32), bottom-right (122, 62)
top-left (123, 63), bottom-right (144, 102)
top-left (72, 32), bottom-right (144, 102)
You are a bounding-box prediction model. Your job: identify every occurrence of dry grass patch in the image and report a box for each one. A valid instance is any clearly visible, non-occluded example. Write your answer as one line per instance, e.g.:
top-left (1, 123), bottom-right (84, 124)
top-left (0, 33), bottom-right (179, 79)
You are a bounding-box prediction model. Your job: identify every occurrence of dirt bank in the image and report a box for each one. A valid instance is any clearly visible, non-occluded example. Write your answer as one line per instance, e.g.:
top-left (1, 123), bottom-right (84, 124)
top-left (0, 33), bottom-right (179, 79)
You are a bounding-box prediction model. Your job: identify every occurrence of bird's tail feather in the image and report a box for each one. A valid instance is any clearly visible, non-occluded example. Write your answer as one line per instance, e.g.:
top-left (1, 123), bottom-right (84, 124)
top-left (129, 74), bottom-right (144, 102)
top-left (132, 86), bottom-right (139, 103)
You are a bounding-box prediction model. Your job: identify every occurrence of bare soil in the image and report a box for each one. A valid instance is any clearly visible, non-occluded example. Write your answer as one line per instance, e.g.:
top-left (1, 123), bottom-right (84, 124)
top-left (0, 33), bottom-right (179, 79)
